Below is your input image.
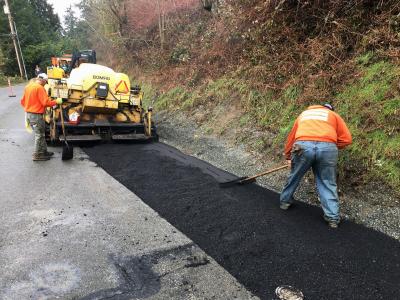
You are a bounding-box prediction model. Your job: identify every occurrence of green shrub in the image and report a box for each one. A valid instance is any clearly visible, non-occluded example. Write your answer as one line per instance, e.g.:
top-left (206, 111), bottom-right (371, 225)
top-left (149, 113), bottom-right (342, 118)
top-left (0, 73), bottom-right (24, 87)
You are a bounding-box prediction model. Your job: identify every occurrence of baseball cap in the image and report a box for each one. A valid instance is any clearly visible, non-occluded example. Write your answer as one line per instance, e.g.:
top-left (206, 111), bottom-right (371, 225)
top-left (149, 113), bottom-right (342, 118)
top-left (37, 73), bottom-right (48, 82)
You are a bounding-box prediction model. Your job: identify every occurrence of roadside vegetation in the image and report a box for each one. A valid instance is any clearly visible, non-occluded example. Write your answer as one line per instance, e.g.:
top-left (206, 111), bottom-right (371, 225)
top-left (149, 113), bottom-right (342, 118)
top-left (0, 0), bottom-right (90, 78)
top-left (2, 0), bottom-right (398, 196)
top-left (0, 72), bottom-right (24, 87)
top-left (74, 0), bottom-right (399, 196)
top-left (141, 59), bottom-right (400, 194)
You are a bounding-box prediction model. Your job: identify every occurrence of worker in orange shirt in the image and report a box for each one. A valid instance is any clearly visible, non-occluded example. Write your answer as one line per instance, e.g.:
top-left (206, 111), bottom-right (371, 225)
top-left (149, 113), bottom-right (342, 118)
top-left (280, 104), bottom-right (352, 228)
top-left (20, 73), bottom-right (63, 161)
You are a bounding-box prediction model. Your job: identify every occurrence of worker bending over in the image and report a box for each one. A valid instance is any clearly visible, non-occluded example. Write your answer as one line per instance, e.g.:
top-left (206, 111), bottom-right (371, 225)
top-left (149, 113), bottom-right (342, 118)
top-left (280, 104), bottom-right (352, 228)
top-left (20, 73), bottom-right (62, 161)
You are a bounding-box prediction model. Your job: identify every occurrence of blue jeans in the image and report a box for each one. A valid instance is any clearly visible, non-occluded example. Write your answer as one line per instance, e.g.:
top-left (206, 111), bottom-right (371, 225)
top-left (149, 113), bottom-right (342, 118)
top-left (280, 141), bottom-right (340, 222)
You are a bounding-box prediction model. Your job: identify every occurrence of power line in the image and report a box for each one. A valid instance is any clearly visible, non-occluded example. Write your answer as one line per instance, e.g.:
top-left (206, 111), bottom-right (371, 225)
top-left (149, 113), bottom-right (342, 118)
top-left (14, 21), bottom-right (28, 80)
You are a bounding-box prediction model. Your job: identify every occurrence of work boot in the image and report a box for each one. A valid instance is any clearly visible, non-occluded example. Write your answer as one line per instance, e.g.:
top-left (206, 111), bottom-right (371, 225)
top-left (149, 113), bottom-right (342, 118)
top-left (45, 151), bottom-right (54, 157)
top-left (32, 153), bottom-right (51, 161)
top-left (328, 222), bottom-right (338, 229)
top-left (324, 215), bottom-right (339, 228)
top-left (280, 202), bottom-right (291, 210)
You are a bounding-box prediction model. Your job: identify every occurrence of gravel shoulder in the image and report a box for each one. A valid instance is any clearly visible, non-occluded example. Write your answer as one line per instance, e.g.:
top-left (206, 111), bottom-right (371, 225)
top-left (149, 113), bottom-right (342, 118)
top-left (156, 110), bottom-right (400, 240)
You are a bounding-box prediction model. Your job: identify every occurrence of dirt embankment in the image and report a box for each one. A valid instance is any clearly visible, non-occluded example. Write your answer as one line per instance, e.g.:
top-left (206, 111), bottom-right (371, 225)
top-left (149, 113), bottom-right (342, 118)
top-left (155, 110), bottom-right (400, 240)
top-left (124, 1), bottom-right (400, 197)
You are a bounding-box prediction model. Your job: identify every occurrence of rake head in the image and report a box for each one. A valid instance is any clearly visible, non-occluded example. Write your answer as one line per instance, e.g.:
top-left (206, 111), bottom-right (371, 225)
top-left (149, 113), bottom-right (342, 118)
top-left (219, 177), bottom-right (256, 188)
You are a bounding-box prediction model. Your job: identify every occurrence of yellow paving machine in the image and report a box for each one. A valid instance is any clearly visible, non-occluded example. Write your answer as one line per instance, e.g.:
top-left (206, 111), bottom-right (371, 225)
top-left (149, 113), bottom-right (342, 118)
top-left (45, 58), bottom-right (156, 143)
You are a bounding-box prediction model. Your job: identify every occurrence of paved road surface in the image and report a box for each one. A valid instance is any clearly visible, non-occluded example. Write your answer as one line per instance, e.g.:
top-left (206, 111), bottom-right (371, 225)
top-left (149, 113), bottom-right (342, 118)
top-left (3, 83), bottom-right (399, 300)
top-left (0, 85), bottom-right (257, 299)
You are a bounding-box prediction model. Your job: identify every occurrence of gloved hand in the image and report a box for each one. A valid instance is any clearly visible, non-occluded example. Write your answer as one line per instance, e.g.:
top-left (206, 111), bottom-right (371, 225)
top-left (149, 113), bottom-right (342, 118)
top-left (55, 98), bottom-right (63, 105)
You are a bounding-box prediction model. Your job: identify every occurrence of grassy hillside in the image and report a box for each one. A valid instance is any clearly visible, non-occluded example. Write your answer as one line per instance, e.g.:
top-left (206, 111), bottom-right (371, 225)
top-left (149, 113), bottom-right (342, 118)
top-left (102, 1), bottom-right (400, 194)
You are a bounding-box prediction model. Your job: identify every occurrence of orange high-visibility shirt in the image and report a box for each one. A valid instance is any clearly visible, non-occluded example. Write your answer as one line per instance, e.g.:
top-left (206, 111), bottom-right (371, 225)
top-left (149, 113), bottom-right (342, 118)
top-left (20, 82), bottom-right (56, 114)
top-left (284, 105), bottom-right (352, 159)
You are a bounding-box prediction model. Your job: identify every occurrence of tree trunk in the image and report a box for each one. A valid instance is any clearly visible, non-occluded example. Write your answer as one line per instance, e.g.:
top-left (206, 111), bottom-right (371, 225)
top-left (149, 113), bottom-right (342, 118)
top-left (157, 0), bottom-right (164, 50)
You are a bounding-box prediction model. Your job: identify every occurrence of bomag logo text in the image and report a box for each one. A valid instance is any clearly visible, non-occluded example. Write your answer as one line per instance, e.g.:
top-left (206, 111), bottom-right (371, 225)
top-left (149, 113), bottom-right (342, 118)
top-left (93, 75), bottom-right (110, 81)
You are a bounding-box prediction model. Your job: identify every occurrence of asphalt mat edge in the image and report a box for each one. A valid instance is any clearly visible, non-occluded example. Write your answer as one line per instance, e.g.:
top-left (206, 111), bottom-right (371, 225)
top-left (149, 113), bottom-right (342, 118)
top-left (84, 143), bottom-right (400, 300)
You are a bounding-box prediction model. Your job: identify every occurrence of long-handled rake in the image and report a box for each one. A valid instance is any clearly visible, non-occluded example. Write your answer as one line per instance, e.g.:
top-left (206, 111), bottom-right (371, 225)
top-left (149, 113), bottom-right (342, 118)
top-left (219, 164), bottom-right (289, 188)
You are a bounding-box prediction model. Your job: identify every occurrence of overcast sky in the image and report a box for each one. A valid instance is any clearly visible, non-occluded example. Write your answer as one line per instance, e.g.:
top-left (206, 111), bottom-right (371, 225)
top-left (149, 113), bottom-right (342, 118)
top-left (47, 0), bottom-right (81, 26)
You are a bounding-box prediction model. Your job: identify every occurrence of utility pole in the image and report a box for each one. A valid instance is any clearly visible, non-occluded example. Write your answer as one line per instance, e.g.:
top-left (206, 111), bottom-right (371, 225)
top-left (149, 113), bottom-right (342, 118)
top-left (3, 0), bottom-right (25, 78)
top-left (14, 21), bottom-right (28, 80)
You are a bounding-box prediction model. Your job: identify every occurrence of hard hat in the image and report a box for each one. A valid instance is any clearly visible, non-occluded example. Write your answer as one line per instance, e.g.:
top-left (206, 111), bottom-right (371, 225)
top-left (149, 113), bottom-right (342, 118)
top-left (323, 103), bottom-right (334, 111)
top-left (37, 73), bottom-right (48, 82)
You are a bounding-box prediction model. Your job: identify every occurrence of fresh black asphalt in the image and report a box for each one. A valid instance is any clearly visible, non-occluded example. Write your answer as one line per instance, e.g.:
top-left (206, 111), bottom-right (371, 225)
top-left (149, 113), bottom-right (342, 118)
top-left (85, 142), bottom-right (400, 300)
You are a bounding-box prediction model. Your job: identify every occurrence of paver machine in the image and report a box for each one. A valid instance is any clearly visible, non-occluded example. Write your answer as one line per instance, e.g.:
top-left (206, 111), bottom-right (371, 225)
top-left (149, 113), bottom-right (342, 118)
top-left (45, 62), bottom-right (157, 143)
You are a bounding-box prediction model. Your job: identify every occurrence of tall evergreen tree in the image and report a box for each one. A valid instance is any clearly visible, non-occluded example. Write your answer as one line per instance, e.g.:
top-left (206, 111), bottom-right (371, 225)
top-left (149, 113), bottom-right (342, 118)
top-left (29, 0), bottom-right (61, 33)
top-left (64, 5), bottom-right (77, 38)
top-left (0, 0), bottom-right (62, 76)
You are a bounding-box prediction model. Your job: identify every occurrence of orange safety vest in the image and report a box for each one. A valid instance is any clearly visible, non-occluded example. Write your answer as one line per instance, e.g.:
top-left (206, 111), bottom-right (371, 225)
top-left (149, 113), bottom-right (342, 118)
top-left (284, 105), bottom-right (352, 159)
top-left (20, 82), bottom-right (56, 114)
